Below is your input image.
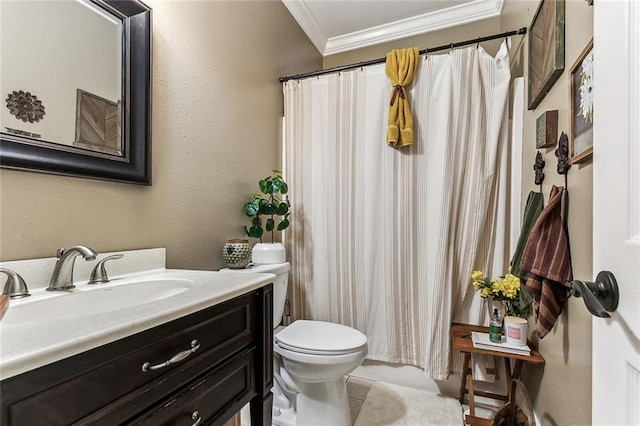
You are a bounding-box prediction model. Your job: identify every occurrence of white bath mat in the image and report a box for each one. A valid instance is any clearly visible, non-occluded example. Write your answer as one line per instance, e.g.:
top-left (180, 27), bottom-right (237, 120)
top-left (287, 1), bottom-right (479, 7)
top-left (354, 382), bottom-right (464, 425)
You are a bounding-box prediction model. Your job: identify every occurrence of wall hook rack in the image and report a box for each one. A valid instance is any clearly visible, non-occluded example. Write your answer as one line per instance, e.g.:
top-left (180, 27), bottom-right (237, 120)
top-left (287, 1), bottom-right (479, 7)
top-left (570, 271), bottom-right (619, 318)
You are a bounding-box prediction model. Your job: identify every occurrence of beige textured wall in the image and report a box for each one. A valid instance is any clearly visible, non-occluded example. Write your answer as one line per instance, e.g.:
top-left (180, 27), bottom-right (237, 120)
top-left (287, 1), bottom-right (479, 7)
top-left (513, 2), bottom-right (594, 425)
top-left (0, 0), bottom-right (322, 271)
top-left (326, 2), bottom-right (594, 424)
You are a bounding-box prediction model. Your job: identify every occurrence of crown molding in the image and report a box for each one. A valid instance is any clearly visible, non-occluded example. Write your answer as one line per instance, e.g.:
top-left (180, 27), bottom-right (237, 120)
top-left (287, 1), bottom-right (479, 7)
top-left (284, 0), bottom-right (504, 57)
top-left (282, 0), bottom-right (327, 54)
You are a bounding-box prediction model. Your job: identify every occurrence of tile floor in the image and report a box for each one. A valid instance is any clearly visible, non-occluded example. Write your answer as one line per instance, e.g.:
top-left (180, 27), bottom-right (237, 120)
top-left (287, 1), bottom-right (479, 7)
top-left (346, 376), bottom-right (373, 422)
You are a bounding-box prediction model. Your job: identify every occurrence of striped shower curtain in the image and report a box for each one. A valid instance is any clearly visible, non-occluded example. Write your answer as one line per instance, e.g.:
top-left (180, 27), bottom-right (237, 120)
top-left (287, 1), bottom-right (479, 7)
top-left (282, 42), bottom-right (512, 380)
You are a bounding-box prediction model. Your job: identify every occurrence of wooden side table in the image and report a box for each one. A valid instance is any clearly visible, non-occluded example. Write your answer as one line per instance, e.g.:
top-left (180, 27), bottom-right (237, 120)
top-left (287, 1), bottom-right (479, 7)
top-left (451, 322), bottom-right (545, 426)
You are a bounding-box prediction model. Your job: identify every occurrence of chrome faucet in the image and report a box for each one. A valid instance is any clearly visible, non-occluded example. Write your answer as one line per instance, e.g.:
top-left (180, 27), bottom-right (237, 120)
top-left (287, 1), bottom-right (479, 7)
top-left (47, 246), bottom-right (98, 291)
top-left (0, 268), bottom-right (30, 298)
top-left (88, 254), bottom-right (123, 284)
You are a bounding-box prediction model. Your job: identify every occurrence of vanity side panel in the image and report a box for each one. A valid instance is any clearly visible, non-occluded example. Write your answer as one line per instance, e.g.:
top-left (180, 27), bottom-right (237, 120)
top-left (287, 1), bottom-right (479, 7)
top-left (260, 284), bottom-right (274, 393)
top-left (250, 284), bottom-right (273, 426)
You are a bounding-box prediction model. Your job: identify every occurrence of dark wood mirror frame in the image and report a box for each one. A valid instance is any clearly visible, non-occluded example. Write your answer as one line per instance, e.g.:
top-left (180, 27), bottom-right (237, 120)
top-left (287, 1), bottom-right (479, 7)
top-left (0, 0), bottom-right (152, 185)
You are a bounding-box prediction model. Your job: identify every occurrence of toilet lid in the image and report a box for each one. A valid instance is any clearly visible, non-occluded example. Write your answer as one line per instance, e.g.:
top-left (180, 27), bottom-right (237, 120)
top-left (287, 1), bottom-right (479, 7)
top-left (274, 320), bottom-right (367, 355)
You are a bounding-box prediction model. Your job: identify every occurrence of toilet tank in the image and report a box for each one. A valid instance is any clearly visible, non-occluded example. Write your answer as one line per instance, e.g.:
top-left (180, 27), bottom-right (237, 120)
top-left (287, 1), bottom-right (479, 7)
top-left (221, 262), bottom-right (289, 328)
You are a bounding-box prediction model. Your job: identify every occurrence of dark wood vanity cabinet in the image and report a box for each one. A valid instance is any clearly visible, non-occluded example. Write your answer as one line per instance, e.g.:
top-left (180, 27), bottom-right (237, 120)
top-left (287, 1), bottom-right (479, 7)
top-left (0, 284), bottom-right (273, 426)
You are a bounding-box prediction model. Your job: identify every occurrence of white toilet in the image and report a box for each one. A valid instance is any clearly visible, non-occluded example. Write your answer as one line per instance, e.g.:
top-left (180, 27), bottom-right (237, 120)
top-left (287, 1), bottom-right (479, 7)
top-left (223, 262), bottom-right (367, 426)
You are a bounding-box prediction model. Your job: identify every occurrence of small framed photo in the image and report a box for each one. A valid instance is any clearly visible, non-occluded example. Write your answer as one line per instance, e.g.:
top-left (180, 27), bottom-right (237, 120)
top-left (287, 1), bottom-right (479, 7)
top-left (569, 39), bottom-right (594, 164)
top-left (536, 110), bottom-right (558, 148)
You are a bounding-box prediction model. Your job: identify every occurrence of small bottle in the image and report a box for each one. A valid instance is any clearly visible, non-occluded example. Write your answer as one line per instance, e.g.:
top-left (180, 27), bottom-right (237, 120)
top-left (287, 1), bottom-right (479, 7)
top-left (489, 308), bottom-right (503, 343)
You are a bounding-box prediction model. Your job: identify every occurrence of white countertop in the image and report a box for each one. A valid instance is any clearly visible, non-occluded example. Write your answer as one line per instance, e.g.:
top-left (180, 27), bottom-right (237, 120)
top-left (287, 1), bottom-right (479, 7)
top-left (0, 254), bottom-right (275, 380)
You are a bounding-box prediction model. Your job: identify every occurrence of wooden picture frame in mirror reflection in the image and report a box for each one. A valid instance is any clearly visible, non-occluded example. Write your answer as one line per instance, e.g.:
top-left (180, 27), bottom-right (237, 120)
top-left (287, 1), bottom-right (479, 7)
top-left (75, 89), bottom-right (122, 157)
top-left (569, 39), bottom-right (594, 164)
top-left (528, 0), bottom-right (565, 110)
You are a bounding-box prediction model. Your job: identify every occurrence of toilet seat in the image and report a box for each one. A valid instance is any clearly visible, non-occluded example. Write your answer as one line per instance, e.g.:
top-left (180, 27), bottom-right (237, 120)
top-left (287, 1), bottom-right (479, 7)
top-left (274, 320), bottom-right (367, 356)
top-left (275, 341), bottom-right (363, 356)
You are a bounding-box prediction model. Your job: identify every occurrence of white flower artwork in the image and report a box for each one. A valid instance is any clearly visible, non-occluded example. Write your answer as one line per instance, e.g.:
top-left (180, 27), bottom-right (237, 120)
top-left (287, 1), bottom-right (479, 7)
top-left (578, 50), bottom-right (594, 123)
top-left (570, 40), bottom-right (594, 164)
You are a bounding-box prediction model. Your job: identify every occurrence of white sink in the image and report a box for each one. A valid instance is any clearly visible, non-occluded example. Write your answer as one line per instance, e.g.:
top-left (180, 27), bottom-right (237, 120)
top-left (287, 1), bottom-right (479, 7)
top-left (0, 265), bottom-right (276, 381)
top-left (2, 278), bottom-right (194, 326)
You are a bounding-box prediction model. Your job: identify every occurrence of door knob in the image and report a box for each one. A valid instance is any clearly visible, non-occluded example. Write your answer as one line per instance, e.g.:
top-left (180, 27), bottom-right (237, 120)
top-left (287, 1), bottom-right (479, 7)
top-left (570, 271), bottom-right (619, 318)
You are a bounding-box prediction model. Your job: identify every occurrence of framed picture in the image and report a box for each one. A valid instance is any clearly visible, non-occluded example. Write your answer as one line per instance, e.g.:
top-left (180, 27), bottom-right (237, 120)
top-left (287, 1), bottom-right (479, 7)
top-left (74, 89), bottom-right (122, 156)
top-left (528, 0), bottom-right (565, 110)
top-left (536, 110), bottom-right (558, 148)
top-left (569, 39), bottom-right (594, 164)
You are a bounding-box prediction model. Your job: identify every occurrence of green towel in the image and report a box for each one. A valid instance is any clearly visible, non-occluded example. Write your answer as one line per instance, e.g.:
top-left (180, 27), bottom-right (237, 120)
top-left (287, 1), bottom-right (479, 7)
top-left (510, 191), bottom-right (544, 280)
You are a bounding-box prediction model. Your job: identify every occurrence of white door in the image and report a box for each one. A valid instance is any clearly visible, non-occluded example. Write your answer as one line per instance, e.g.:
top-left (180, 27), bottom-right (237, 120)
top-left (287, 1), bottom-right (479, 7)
top-left (592, 1), bottom-right (640, 424)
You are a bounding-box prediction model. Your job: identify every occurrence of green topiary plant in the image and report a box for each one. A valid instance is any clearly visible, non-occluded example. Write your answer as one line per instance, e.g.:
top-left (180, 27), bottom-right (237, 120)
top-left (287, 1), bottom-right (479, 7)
top-left (244, 170), bottom-right (290, 243)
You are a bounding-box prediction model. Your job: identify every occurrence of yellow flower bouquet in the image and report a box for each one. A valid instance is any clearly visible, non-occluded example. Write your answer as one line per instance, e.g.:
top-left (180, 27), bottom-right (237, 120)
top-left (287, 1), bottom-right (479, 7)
top-left (470, 271), bottom-right (533, 317)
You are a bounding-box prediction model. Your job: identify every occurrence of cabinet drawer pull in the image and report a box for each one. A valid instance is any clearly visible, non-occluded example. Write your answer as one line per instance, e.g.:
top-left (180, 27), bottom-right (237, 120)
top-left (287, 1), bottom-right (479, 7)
top-left (191, 410), bottom-right (202, 426)
top-left (142, 340), bottom-right (200, 372)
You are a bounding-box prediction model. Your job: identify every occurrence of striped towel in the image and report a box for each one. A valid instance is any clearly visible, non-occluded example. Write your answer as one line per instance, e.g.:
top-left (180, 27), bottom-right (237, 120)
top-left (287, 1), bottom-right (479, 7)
top-left (520, 186), bottom-right (572, 338)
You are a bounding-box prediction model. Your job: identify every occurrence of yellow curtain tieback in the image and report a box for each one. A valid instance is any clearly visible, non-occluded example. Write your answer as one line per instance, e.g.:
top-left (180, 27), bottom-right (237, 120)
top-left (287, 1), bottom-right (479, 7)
top-left (390, 85), bottom-right (406, 106)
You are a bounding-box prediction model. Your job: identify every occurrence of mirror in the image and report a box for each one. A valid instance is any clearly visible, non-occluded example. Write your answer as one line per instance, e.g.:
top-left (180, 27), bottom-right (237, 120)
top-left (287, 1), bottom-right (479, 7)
top-left (0, 0), bottom-right (152, 185)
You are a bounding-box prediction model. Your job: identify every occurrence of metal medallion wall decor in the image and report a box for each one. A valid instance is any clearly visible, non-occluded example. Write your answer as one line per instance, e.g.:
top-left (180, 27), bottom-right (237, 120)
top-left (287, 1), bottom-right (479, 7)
top-left (5, 90), bottom-right (45, 123)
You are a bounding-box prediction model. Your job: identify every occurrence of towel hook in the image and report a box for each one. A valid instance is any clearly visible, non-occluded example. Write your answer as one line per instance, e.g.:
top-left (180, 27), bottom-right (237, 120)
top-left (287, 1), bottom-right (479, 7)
top-left (570, 271), bottom-right (619, 318)
top-left (555, 132), bottom-right (571, 189)
top-left (534, 151), bottom-right (545, 190)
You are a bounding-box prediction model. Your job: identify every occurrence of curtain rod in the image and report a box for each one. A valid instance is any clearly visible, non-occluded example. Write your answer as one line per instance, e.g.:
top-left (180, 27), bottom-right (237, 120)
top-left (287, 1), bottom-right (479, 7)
top-left (279, 27), bottom-right (527, 83)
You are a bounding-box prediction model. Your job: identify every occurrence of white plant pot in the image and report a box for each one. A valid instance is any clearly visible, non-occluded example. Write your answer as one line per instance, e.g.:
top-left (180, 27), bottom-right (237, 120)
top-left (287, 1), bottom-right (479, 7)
top-left (252, 242), bottom-right (286, 264)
